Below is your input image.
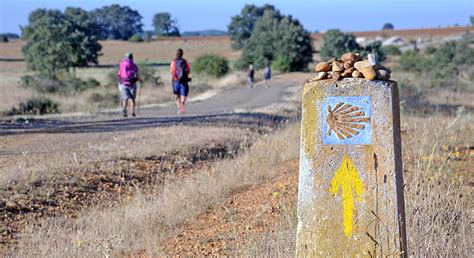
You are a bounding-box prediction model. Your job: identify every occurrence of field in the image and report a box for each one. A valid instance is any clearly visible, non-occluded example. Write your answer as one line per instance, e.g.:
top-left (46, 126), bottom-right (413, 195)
top-left (1, 26), bottom-right (473, 256)
top-left (0, 37), bottom-right (244, 115)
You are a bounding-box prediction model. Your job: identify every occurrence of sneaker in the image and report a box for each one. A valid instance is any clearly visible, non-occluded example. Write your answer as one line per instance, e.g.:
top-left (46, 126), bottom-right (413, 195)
top-left (122, 109), bottom-right (127, 117)
top-left (132, 112), bottom-right (136, 117)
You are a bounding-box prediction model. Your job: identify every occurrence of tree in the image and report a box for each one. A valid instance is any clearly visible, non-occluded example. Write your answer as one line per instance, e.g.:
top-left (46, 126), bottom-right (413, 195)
top-left (92, 4), bottom-right (143, 40)
top-left (238, 9), bottom-right (313, 71)
top-left (0, 35), bottom-right (7, 42)
top-left (320, 29), bottom-right (359, 60)
top-left (470, 15), bottom-right (474, 26)
top-left (382, 22), bottom-right (394, 30)
top-left (64, 7), bottom-right (102, 65)
top-left (21, 8), bottom-right (102, 79)
top-left (227, 4), bottom-right (280, 49)
top-left (153, 12), bottom-right (180, 36)
top-left (320, 29), bottom-right (385, 61)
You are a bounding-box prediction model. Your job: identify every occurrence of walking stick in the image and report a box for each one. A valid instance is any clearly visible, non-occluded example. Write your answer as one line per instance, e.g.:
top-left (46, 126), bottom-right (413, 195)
top-left (137, 81), bottom-right (142, 114)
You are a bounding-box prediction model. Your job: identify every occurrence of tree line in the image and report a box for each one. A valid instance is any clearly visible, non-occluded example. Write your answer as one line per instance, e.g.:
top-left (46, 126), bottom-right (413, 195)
top-left (23, 4), bottom-right (180, 42)
top-left (21, 3), bottom-right (315, 82)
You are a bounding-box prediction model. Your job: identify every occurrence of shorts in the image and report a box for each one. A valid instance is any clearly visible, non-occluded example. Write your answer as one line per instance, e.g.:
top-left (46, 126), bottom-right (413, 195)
top-left (119, 83), bottom-right (137, 100)
top-left (247, 77), bottom-right (254, 85)
top-left (173, 81), bottom-right (189, 97)
top-left (264, 73), bottom-right (271, 80)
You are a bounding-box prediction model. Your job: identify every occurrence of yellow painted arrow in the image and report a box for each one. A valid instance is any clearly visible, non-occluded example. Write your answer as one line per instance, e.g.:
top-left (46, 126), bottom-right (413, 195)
top-left (329, 156), bottom-right (364, 236)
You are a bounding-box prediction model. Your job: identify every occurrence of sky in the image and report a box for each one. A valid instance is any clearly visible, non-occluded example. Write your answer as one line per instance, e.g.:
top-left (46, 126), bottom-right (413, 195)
top-left (0, 0), bottom-right (473, 34)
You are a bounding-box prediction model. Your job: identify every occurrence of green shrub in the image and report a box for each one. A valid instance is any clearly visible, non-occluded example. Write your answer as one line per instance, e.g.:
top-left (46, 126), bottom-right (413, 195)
top-left (128, 34), bottom-right (143, 42)
top-left (193, 54), bottom-right (230, 77)
top-left (7, 97), bottom-right (59, 116)
top-left (232, 59), bottom-right (248, 71)
top-left (271, 55), bottom-right (291, 72)
top-left (381, 45), bottom-right (401, 56)
top-left (320, 29), bottom-right (359, 60)
top-left (397, 51), bottom-right (431, 74)
top-left (137, 63), bottom-right (164, 87)
top-left (425, 45), bottom-right (437, 55)
top-left (21, 74), bottom-right (100, 94)
top-left (0, 35), bottom-right (8, 43)
top-left (397, 36), bottom-right (474, 88)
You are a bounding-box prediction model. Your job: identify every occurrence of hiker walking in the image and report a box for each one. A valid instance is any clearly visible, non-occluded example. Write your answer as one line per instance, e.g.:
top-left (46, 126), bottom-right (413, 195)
top-left (264, 63), bottom-right (271, 87)
top-left (118, 52), bottom-right (142, 117)
top-left (247, 64), bottom-right (255, 89)
top-left (170, 48), bottom-right (191, 114)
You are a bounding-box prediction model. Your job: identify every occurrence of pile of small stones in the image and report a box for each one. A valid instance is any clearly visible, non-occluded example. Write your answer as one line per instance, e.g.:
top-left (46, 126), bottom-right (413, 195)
top-left (311, 52), bottom-right (391, 81)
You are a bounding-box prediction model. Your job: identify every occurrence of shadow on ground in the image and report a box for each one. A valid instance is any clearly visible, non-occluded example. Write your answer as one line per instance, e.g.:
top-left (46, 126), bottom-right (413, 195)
top-left (0, 113), bottom-right (288, 136)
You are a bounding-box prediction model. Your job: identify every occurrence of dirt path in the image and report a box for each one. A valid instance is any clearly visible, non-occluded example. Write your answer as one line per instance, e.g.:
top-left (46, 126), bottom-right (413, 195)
top-left (0, 73), bottom-right (307, 136)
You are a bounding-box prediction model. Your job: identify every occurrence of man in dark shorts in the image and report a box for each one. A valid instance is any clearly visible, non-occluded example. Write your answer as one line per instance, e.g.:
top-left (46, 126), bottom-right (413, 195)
top-left (170, 49), bottom-right (190, 114)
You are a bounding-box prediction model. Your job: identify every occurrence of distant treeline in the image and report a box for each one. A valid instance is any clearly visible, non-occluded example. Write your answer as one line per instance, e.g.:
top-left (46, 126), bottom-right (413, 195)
top-left (181, 30), bottom-right (227, 37)
top-left (0, 33), bottom-right (20, 39)
top-left (15, 4), bottom-right (186, 41)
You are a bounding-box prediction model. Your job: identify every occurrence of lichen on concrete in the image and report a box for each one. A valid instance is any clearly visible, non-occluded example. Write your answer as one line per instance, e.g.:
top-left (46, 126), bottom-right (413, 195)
top-left (296, 78), bottom-right (407, 257)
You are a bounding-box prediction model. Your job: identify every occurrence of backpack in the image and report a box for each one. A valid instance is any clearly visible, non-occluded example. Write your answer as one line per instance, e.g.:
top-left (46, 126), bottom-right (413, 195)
top-left (175, 58), bottom-right (188, 83)
top-left (264, 66), bottom-right (271, 77)
top-left (119, 59), bottom-right (138, 85)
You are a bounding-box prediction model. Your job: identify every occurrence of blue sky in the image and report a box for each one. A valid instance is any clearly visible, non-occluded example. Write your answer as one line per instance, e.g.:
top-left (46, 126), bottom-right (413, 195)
top-left (0, 0), bottom-right (472, 34)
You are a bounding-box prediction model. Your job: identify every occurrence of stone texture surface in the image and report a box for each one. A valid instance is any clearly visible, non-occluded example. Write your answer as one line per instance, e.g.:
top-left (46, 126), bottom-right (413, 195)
top-left (296, 78), bottom-right (407, 257)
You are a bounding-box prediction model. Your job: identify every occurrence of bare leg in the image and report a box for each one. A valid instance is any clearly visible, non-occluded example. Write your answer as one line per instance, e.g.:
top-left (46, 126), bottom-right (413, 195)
top-left (179, 95), bottom-right (187, 113)
top-left (176, 95), bottom-right (181, 110)
top-left (122, 99), bottom-right (128, 117)
top-left (131, 98), bottom-right (136, 116)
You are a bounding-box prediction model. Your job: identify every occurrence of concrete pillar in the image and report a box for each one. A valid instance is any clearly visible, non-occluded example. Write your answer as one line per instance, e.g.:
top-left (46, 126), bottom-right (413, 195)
top-left (296, 78), bottom-right (407, 257)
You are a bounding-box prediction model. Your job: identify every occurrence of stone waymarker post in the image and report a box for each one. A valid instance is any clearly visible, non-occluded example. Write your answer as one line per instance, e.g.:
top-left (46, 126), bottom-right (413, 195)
top-left (296, 78), bottom-right (407, 257)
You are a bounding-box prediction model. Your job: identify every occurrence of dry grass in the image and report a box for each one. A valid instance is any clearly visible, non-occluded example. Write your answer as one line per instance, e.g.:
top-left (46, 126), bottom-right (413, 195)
top-left (0, 126), bottom-right (252, 187)
top-left (0, 38), bottom-right (239, 65)
top-left (402, 115), bottom-right (472, 257)
top-left (10, 123), bottom-right (300, 257)
top-left (244, 115), bottom-right (473, 256)
top-left (6, 113), bottom-right (473, 256)
top-left (99, 38), bottom-right (239, 65)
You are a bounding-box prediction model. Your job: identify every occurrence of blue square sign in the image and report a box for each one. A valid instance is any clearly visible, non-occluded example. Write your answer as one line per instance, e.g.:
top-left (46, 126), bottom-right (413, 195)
top-left (321, 96), bottom-right (372, 145)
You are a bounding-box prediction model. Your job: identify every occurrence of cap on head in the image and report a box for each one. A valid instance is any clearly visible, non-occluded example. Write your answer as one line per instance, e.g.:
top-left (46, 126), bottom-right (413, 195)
top-left (125, 52), bottom-right (133, 60)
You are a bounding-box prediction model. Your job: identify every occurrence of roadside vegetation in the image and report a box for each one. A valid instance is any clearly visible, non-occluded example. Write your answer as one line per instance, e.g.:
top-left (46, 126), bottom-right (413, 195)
top-left (229, 4), bottom-right (313, 71)
top-left (320, 29), bottom-right (385, 61)
top-left (192, 54), bottom-right (230, 77)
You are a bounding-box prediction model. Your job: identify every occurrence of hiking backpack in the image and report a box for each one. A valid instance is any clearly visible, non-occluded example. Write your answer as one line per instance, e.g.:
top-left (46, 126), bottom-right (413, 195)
top-left (119, 59), bottom-right (138, 85)
top-left (174, 58), bottom-right (188, 83)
